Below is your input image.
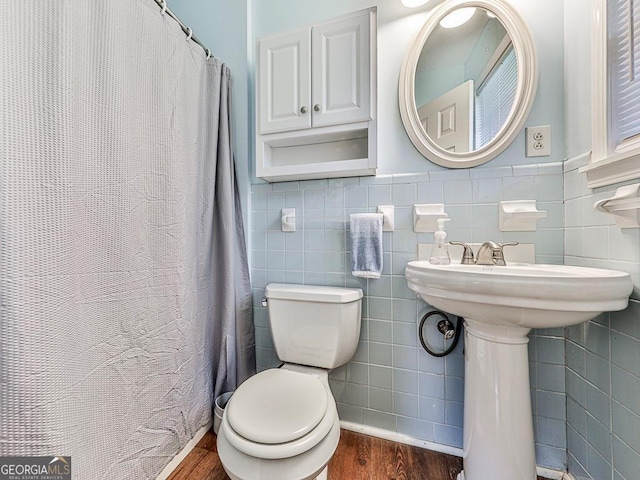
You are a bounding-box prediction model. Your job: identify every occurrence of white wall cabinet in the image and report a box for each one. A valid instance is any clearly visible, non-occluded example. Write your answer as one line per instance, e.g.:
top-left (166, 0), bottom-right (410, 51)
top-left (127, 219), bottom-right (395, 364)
top-left (256, 9), bottom-right (377, 182)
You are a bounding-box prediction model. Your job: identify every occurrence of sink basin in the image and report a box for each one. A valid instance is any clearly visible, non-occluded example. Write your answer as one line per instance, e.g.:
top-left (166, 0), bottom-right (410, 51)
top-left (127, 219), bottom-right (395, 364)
top-left (405, 261), bottom-right (632, 480)
top-left (405, 261), bottom-right (632, 330)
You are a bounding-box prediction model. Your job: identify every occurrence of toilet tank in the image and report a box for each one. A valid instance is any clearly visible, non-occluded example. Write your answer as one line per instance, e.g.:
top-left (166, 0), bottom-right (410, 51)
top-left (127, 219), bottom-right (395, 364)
top-left (265, 283), bottom-right (363, 369)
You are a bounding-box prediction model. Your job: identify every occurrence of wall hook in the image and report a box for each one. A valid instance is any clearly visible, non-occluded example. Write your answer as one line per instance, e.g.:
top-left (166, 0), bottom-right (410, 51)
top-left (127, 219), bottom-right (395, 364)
top-left (281, 208), bottom-right (295, 232)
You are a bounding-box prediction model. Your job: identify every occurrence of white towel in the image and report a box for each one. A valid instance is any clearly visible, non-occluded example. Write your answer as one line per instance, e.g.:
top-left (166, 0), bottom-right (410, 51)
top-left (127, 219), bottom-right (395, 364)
top-left (350, 213), bottom-right (383, 279)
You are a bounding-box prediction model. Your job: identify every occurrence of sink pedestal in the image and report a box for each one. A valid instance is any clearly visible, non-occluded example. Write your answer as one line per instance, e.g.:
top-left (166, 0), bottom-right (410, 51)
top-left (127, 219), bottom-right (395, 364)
top-left (457, 320), bottom-right (537, 480)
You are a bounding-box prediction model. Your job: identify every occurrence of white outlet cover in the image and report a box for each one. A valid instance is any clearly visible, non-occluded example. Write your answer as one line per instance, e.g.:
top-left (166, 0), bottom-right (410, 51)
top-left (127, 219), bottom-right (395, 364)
top-left (525, 125), bottom-right (551, 157)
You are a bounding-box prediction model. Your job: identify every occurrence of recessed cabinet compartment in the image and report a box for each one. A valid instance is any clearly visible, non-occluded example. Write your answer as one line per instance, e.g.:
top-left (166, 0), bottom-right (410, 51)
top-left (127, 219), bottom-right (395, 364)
top-left (257, 8), bottom-right (377, 182)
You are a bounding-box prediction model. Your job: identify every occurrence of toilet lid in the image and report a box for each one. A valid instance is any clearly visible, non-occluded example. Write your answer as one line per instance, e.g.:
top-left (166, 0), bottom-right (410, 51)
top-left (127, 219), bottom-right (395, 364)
top-left (226, 369), bottom-right (329, 445)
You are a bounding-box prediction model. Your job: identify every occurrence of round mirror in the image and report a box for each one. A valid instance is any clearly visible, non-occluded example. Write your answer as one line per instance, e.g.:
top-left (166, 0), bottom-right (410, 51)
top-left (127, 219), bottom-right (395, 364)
top-left (399, 0), bottom-right (537, 168)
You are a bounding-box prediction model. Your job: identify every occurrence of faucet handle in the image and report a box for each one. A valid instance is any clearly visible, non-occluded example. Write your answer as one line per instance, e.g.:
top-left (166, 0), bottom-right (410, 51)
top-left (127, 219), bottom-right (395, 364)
top-left (450, 241), bottom-right (475, 264)
top-left (493, 242), bottom-right (518, 266)
top-left (498, 242), bottom-right (519, 248)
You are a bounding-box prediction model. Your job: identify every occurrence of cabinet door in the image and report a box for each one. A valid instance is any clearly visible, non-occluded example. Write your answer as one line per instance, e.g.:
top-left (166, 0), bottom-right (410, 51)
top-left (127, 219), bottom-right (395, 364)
top-left (259, 29), bottom-right (311, 134)
top-left (312, 12), bottom-right (371, 128)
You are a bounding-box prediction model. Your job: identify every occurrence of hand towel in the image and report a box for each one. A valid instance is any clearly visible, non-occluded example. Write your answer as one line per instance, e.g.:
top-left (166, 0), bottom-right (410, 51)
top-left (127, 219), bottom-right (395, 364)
top-left (350, 213), bottom-right (383, 279)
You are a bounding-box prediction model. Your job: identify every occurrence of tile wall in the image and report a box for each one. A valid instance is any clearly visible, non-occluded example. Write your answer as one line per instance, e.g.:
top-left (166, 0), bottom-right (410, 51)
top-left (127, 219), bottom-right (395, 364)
top-left (250, 162), bottom-right (567, 470)
top-left (564, 158), bottom-right (640, 480)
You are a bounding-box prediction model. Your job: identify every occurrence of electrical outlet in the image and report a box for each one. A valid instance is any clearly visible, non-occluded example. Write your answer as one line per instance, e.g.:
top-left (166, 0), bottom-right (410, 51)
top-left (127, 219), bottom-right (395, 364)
top-left (525, 125), bottom-right (551, 157)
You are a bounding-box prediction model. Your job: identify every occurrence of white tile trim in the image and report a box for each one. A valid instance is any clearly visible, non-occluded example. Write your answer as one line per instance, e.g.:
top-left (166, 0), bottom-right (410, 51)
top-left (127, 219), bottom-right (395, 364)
top-left (564, 152), bottom-right (591, 174)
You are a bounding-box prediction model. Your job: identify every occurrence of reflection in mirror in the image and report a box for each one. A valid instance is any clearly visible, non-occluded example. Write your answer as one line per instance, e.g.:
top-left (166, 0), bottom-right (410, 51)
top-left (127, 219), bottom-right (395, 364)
top-left (414, 7), bottom-right (516, 153)
top-left (398, 0), bottom-right (537, 169)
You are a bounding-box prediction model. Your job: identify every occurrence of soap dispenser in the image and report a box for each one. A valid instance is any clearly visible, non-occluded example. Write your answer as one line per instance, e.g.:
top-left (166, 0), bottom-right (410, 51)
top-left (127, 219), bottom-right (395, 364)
top-left (429, 218), bottom-right (451, 265)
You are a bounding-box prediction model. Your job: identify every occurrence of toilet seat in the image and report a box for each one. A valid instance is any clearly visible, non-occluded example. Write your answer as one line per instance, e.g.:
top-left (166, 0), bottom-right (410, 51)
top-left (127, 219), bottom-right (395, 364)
top-left (228, 369), bottom-right (328, 444)
top-left (221, 369), bottom-right (337, 460)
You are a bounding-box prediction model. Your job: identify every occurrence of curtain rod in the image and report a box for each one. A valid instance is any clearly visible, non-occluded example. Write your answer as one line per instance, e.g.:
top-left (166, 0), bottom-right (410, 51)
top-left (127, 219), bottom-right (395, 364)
top-left (152, 0), bottom-right (212, 59)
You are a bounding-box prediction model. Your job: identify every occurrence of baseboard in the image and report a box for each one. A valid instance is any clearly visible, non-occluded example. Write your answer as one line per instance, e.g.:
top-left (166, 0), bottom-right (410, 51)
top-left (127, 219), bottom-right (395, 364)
top-left (340, 421), bottom-right (463, 457)
top-left (155, 421), bottom-right (212, 480)
top-left (536, 466), bottom-right (570, 479)
top-left (340, 421), bottom-right (568, 480)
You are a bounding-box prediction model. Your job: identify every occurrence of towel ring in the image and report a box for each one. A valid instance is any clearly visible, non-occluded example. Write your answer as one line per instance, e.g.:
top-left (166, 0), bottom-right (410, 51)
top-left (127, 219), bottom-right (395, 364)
top-left (160, 0), bottom-right (167, 15)
top-left (205, 48), bottom-right (211, 59)
top-left (185, 28), bottom-right (193, 41)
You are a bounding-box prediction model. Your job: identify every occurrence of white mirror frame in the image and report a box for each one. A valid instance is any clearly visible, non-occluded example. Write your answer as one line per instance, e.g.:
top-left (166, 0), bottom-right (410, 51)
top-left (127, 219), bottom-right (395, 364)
top-left (399, 0), bottom-right (538, 168)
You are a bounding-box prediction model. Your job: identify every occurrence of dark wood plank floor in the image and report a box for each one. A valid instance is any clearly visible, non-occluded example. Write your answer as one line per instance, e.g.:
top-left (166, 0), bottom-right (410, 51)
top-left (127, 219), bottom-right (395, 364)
top-left (168, 429), bottom-right (548, 480)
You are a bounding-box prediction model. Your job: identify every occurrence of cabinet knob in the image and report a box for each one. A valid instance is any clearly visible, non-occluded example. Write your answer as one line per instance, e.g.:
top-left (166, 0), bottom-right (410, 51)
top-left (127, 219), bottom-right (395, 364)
top-left (314, 104), bottom-right (320, 112)
top-left (300, 106), bottom-right (308, 114)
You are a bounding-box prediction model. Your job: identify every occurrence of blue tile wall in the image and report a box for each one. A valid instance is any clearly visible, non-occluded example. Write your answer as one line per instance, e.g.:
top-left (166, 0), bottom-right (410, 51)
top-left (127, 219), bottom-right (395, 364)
top-left (250, 162), bottom-right (567, 470)
top-left (564, 158), bottom-right (640, 480)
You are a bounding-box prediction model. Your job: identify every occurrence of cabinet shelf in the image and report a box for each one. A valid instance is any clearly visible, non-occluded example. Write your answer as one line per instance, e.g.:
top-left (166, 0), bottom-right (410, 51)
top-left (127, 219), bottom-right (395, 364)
top-left (257, 122), bottom-right (376, 182)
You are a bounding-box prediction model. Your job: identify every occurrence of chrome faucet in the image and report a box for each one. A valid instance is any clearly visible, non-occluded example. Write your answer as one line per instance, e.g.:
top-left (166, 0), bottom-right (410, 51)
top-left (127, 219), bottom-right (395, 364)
top-left (477, 241), bottom-right (506, 266)
top-left (450, 241), bottom-right (518, 266)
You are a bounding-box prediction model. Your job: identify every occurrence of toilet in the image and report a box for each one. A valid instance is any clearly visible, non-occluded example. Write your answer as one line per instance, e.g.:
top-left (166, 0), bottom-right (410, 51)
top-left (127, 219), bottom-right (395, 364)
top-left (217, 283), bottom-right (363, 480)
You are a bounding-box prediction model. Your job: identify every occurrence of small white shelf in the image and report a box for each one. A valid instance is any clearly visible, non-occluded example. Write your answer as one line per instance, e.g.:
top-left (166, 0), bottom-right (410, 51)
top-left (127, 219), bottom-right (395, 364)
top-left (499, 200), bottom-right (547, 232)
top-left (594, 183), bottom-right (640, 228)
top-left (413, 204), bottom-right (448, 232)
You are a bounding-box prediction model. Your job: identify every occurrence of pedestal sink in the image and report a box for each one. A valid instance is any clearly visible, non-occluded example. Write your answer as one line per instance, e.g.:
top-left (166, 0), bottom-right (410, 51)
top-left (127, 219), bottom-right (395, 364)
top-left (405, 261), bottom-right (633, 480)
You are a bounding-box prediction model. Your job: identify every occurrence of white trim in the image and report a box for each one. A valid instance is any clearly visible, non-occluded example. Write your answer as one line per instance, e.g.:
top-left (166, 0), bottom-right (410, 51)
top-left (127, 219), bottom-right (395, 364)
top-left (615, 133), bottom-right (640, 154)
top-left (534, 467), bottom-right (569, 480)
top-left (564, 151), bottom-right (591, 173)
top-left (340, 421), bottom-right (567, 479)
top-left (155, 421), bottom-right (212, 480)
top-left (591, 0), bottom-right (608, 163)
top-left (580, 149), bottom-right (640, 188)
top-left (340, 420), bottom-right (463, 457)
top-left (584, 0), bottom-right (640, 188)
top-left (399, 0), bottom-right (538, 168)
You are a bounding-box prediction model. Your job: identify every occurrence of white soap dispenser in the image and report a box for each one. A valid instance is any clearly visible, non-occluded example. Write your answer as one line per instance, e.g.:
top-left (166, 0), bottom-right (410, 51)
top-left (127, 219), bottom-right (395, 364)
top-left (429, 218), bottom-right (451, 265)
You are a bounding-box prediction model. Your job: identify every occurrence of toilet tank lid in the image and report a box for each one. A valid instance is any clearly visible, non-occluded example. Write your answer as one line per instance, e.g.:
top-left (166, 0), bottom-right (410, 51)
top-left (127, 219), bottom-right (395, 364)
top-left (265, 283), bottom-right (363, 303)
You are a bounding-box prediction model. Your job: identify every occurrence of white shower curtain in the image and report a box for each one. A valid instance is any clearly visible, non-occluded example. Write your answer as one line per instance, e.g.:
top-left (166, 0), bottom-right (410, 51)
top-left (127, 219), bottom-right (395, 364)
top-left (0, 1), bottom-right (254, 478)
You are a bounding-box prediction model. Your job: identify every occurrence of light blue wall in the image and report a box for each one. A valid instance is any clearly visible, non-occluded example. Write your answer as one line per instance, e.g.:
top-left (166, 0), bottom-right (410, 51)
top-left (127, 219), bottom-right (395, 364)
top-left (563, 1), bottom-right (640, 479)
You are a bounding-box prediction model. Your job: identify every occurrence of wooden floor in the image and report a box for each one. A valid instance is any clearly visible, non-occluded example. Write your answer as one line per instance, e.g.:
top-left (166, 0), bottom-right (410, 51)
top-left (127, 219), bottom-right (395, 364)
top-left (167, 429), bottom-right (549, 480)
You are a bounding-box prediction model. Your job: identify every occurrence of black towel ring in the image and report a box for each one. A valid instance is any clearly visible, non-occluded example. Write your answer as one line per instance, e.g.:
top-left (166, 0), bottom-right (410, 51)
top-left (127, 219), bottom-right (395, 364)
top-left (418, 310), bottom-right (463, 357)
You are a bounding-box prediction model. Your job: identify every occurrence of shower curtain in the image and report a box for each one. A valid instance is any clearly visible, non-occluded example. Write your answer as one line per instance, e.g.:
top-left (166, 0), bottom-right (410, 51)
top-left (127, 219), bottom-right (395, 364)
top-left (0, 0), bottom-right (255, 478)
